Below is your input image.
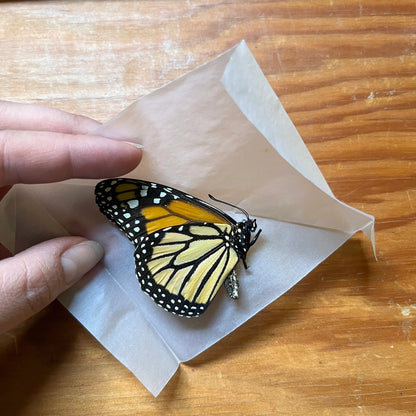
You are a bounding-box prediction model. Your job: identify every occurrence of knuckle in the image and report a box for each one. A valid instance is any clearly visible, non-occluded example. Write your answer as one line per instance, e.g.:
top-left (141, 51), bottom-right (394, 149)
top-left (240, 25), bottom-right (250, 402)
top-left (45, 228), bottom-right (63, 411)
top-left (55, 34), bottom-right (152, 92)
top-left (68, 113), bottom-right (89, 135)
top-left (20, 257), bottom-right (56, 314)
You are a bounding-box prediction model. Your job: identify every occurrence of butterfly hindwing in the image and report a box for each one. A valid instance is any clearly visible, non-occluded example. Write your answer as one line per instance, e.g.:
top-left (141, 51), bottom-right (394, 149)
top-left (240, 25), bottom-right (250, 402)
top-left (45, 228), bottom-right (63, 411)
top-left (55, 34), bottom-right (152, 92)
top-left (135, 222), bottom-right (239, 317)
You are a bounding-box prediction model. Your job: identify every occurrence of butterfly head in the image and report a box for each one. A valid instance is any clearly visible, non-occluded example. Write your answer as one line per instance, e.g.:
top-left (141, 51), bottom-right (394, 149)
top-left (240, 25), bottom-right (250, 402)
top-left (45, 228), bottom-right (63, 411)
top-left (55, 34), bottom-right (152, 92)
top-left (247, 218), bottom-right (257, 233)
top-left (231, 217), bottom-right (261, 269)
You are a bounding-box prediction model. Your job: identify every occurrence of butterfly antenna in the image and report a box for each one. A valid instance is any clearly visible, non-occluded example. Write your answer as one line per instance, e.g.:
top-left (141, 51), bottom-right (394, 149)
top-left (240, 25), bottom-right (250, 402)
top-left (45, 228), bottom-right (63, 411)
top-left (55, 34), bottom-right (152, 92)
top-left (208, 194), bottom-right (250, 220)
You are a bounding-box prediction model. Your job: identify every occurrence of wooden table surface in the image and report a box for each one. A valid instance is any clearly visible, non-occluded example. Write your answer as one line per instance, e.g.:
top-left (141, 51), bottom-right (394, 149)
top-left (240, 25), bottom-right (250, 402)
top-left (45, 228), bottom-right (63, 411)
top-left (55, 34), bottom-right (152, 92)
top-left (0, 1), bottom-right (415, 415)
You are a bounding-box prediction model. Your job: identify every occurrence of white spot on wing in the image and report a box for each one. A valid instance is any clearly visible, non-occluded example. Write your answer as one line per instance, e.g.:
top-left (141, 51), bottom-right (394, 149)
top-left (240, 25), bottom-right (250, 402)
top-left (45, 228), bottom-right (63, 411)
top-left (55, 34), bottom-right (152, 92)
top-left (127, 199), bottom-right (139, 209)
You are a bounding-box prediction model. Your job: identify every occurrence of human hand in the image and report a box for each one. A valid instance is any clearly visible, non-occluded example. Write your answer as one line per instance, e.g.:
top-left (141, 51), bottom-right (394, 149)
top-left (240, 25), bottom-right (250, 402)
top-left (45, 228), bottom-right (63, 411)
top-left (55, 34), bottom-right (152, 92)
top-left (0, 101), bottom-right (142, 333)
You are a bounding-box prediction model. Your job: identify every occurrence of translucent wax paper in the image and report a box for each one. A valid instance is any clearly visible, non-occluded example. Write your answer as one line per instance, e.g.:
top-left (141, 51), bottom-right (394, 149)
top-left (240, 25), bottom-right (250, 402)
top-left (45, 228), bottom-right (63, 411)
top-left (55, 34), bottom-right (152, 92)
top-left (0, 41), bottom-right (374, 396)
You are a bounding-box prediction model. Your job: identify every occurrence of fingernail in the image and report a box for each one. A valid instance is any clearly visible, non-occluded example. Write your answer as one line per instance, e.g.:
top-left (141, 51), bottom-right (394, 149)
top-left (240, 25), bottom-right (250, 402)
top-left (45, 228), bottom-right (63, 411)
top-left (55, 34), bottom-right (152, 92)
top-left (122, 141), bottom-right (144, 149)
top-left (61, 241), bottom-right (104, 285)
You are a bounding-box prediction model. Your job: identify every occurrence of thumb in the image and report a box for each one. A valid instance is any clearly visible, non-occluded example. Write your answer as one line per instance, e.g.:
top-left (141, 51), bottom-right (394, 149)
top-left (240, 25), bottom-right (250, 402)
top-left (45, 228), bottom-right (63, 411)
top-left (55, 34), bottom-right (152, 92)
top-left (0, 237), bottom-right (103, 333)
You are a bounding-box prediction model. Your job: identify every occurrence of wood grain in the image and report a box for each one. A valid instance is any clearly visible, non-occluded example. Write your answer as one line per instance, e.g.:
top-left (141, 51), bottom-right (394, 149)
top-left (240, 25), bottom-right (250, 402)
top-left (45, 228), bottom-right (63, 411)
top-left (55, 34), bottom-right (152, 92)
top-left (0, 1), bottom-right (415, 414)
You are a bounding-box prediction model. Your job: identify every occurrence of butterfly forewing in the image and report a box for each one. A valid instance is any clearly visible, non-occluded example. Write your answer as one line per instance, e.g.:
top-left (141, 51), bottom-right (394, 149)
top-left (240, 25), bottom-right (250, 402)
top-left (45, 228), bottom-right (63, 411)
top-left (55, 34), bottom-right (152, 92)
top-left (95, 178), bottom-right (234, 244)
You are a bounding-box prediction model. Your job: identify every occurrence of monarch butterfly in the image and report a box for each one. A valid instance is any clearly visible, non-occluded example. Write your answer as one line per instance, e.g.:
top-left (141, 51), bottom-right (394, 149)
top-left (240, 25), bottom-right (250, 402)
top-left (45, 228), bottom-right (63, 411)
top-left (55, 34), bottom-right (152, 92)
top-left (95, 178), bottom-right (261, 317)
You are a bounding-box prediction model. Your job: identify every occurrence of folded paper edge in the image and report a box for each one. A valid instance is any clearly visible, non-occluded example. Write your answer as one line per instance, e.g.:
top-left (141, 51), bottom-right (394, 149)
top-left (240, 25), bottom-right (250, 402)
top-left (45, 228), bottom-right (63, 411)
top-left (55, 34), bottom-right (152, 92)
top-left (221, 41), bottom-right (334, 197)
top-left (220, 41), bottom-right (376, 251)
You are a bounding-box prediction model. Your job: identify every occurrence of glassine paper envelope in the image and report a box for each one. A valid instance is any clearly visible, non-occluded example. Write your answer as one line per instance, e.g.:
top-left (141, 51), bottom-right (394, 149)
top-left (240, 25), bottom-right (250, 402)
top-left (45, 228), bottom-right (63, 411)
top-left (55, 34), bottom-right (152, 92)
top-left (0, 41), bottom-right (374, 396)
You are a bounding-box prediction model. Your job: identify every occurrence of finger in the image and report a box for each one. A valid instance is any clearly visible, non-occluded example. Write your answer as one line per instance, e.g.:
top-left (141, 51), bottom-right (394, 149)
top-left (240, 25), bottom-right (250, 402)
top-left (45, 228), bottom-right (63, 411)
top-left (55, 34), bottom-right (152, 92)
top-left (0, 100), bottom-right (101, 135)
top-left (0, 130), bottom-right (142, 186)
top-left (0, 237), bottom-right (103, 334)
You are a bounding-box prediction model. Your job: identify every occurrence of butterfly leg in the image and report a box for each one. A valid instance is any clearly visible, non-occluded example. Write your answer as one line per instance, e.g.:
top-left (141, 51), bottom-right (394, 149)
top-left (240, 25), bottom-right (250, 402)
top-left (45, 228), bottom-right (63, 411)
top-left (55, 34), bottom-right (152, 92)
top-left (224, 269), bottom-right (239, 299)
